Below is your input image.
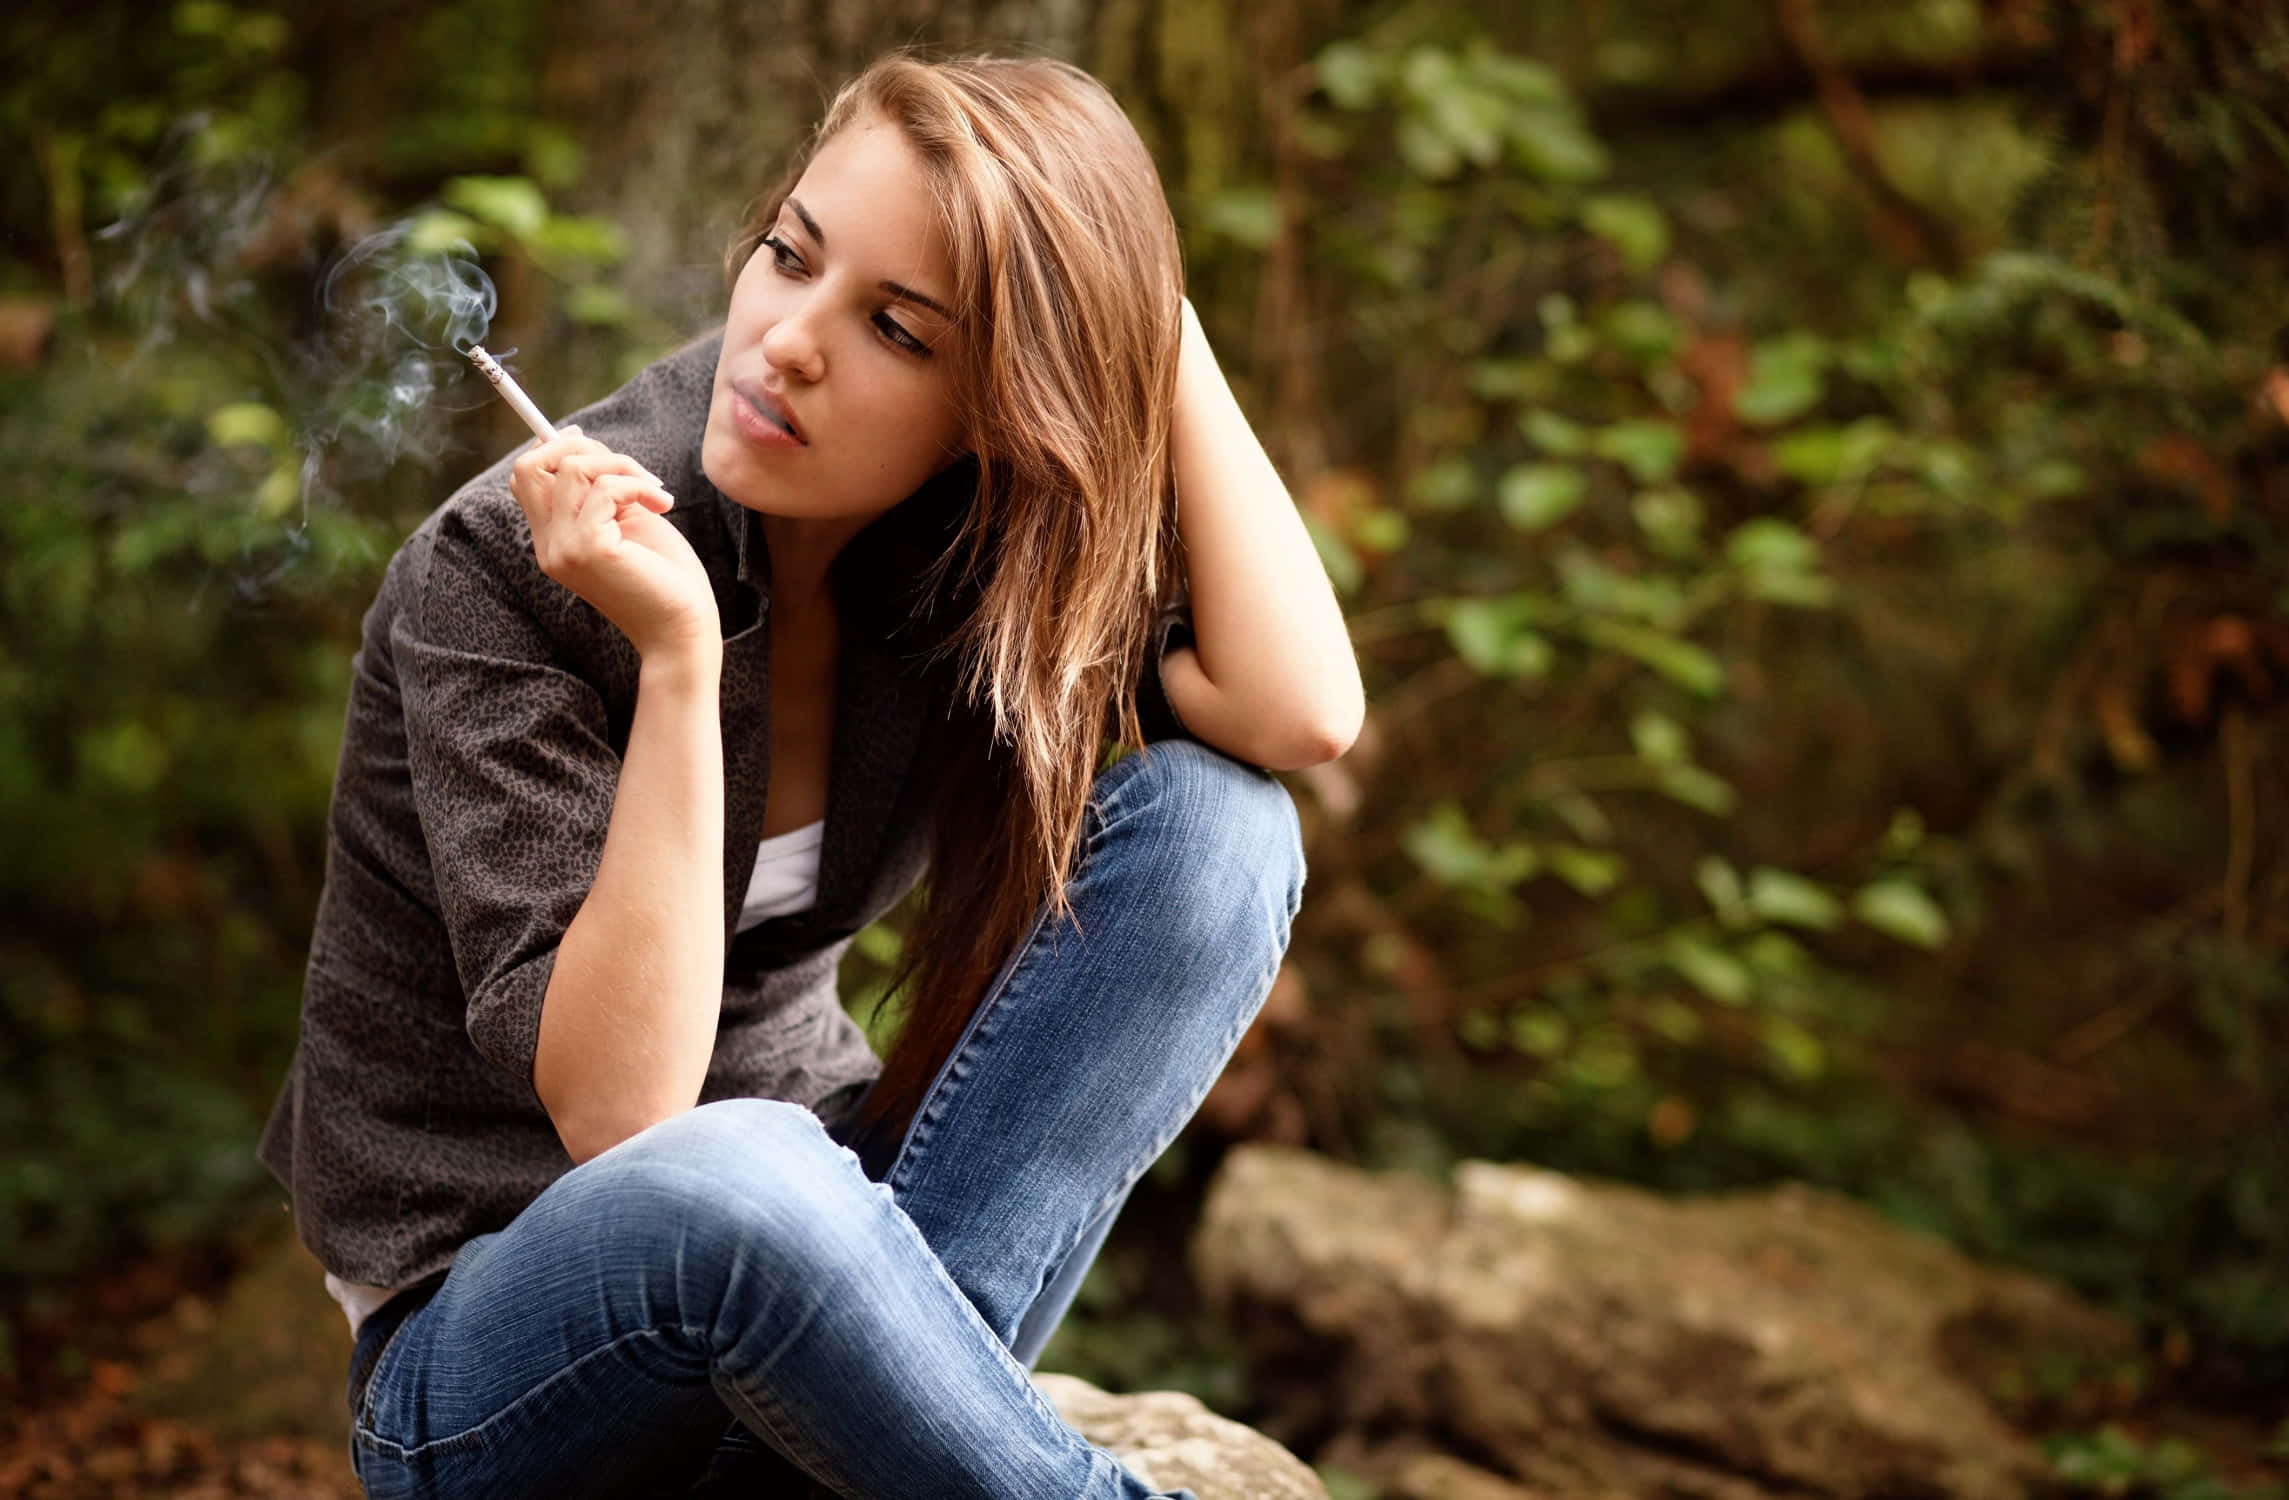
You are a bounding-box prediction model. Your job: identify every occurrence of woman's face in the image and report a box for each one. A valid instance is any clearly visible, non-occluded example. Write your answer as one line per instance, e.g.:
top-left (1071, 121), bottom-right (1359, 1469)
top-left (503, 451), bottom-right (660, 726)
top-left (703, 113), bottom-right (967, 529)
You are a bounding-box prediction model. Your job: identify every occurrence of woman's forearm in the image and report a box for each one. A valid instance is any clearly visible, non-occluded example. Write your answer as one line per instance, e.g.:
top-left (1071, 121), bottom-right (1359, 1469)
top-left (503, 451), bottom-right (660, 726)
top-left (1164, 300), bottom-right (1363, 769)
top-left (533, 646), bottom-right (726, 1165)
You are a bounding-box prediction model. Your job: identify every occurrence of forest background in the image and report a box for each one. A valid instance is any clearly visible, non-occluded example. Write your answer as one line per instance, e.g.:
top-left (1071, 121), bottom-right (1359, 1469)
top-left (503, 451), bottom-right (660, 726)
top-left (2, 0), bottom-right (2285, 1493)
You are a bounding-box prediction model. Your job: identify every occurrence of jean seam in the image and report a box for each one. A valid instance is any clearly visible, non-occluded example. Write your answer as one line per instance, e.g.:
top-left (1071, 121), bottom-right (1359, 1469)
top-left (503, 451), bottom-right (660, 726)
top-left (1074, 946), bottom-right (1280, 1238)
top-left (887, 752), bottom-right (1177, 1197)
top-left (706, 1352), bottom-right (833, 1484)
top-left (883, 882), bottom-right (1059, 1197)
top-left (353, 1323), bottom-right (706, 1461)
top-left (704, 1180), bottom-right (1093, 1481)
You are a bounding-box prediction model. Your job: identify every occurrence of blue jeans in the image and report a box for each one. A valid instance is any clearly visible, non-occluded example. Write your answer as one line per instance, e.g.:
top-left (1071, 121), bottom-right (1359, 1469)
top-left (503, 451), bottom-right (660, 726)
top-left (343, 740), bottom-right (1304, 1499)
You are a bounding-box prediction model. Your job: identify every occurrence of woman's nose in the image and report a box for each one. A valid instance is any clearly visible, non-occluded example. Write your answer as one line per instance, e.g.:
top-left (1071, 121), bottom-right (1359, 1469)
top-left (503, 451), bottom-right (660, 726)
top-left (759, 303), bottom-right (826, 384)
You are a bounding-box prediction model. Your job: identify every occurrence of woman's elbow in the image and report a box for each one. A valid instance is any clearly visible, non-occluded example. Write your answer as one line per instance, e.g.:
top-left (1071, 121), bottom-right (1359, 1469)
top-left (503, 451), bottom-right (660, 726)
top-left (1260, 699), bottom-right (1363, 770)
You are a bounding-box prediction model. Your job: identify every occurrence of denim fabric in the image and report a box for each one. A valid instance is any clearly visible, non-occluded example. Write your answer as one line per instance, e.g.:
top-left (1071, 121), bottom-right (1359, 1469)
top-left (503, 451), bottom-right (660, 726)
top-left (342, 739), bottom-right (1304, 1499)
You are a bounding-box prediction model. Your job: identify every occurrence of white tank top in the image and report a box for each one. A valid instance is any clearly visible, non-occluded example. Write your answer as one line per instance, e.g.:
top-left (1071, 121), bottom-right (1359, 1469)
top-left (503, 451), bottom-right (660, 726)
top-left (323, 819), bottom-right (831, 1338)
top-left (736, 818), bottom-right (825, 932)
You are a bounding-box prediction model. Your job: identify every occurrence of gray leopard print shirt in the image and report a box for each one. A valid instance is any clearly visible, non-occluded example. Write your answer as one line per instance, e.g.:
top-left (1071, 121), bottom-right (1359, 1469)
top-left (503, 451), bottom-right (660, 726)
top-left (256, 329), bottom-right (1191, 1291)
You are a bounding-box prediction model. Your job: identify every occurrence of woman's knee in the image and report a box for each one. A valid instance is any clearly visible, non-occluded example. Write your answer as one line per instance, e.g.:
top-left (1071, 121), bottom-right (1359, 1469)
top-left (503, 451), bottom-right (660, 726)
top-left (573, 1100), bottom-right (881, 1290)
top-left (1095, 739), bottom-right (1306, 937)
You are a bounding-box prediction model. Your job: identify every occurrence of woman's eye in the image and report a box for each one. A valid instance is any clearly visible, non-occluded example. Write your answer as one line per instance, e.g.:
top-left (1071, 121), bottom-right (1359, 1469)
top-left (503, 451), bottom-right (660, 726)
top-left (875, 313), bottom-right (929, 356)
top-left (757, 234), bottom-right (930, 357)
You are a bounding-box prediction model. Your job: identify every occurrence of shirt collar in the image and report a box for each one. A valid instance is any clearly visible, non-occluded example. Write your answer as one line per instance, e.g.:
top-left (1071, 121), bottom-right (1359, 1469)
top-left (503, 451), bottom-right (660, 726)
top-left (705, 454), bottom-right (979, 647)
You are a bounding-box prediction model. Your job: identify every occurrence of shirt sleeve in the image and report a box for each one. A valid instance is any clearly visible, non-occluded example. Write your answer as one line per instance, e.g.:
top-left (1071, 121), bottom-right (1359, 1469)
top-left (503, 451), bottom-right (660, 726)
top-left (1133, 585), bottom-right (1198, 747)
top-left (394, 496), bottom-right (623, 1091)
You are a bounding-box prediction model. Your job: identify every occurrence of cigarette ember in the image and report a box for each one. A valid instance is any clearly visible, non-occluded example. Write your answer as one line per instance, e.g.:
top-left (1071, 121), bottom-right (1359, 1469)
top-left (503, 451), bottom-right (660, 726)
top-left (467, 345), bottom-right (557, 441)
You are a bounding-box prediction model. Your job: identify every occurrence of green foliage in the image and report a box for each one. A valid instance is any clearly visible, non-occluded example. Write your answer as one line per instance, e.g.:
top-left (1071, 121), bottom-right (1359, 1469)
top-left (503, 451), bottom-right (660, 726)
top-left (2047, 1425), bottom-right (2284, 1500)
top-left (0, 0), bottom-right (660, 1318)
top-left (1253, 7), bottom-right (2289, 1385)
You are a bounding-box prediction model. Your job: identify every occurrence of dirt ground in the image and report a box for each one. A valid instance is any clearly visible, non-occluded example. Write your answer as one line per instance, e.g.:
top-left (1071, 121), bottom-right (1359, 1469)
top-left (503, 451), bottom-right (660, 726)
top-left (0, 1224), bottom-right (361, 1499)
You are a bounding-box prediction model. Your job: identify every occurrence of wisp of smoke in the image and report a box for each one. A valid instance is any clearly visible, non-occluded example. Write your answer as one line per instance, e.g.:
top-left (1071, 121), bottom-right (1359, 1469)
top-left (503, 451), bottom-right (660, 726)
top-left (99, 127), bottom-right (511, 599)
top-left (297, 219), bottom-right (503, 521)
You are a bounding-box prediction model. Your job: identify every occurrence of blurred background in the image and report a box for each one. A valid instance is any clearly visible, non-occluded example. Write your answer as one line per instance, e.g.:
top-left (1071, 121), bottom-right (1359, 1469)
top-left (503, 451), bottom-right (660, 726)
top-left (1, 1), bottom-right (2284, 1496)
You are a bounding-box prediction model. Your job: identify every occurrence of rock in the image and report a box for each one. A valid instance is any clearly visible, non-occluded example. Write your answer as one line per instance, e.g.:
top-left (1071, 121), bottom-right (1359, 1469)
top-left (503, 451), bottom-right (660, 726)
top-left (1193, 1146), bottom-right (2136, 1500)
top-left (1035, 1373), bottom-right (1329, 1500)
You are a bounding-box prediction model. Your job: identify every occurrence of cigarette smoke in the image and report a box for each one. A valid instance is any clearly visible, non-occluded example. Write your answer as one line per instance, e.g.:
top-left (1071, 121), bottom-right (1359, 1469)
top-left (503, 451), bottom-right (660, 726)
top-left (99, 126), bottom-right (514, 599)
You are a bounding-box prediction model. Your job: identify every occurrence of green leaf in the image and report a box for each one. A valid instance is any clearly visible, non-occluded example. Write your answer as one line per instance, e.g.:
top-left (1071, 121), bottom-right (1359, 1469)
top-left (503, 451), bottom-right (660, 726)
top-left (565, 284), bottom-right (632, 326)
top-left (1735, 334), bottom-right (1828, 425)
top-left (1763, 1017), bottom-right (1826, 1080)
top-left (1746, 868), bottom-right (1843, 930)
top-left (77, 720), bottom-right (169, 794)
top-left (1355, 508), bottom-right (1410, 551)
top-left (1507, 107), bottom-right (1608, 183)
top-left (1555, 550), bottom-right (1684, 625)
top-left (1498, 464), bottom-right (1587, 530)
top-left (1201, 187), bottom-right (1280, 250)
top-left (1582, 195), bottom-right (1669, 272)
top-left (1569, 1026), bottom-right (1640, 1087)
top-left (1447, 598), bottom-right (1555, 678)
top-left (1426, 79), bottom-right (1509, 169)
top-left (1459, 1009), bottom-right (1502, 1051)
top-left (1725, 518), bottom-right (1833, 607)
top-left (1546, 844), bottom-right (1626, 895)
top-left (1521, 409), bottom-right (1589, 454)
top-left (174, 1), bottom-right (231, 36)
top-left (404, 208), bottom-right (484, 257)
top-left (1629, 710), bottom-right (1689, 765)
top-left (1659, 763), bottom-right (1739, 815)
top-left (1475, 48), bottom-right (1566, 106)
top-left (1697, 856), bottom-right (1751, 927)
top-left (1647, 998), bottom-right (1703, 1044)
top-left (1580, 618), bottom-right (1724, 696)
top-left (231, 11), bottom-right (288, 54)
top-left (1546, 791), bottom-right (1612, 843)
top-left (2025, 459), bottom-right (2084, 499)
top-left (528, 214), bottom-right (627, 267)
top-left (1769, 417), bottom-right (1894, 486)
top-left (1725, 519), bottom-right (1818, 573)
top-left (1509, 1011), bottom-right (1569, 1058)
top-left (1667, 933), bottom-right (1751, 1004)
top-left (1854, 881), bottom-right (1950, 949)
top-left (441, 175), bottom-right (549, 240)
top-left (255, 462), bottom-right (301, 518)
top-left (1403, 802), bottom-right (1538, 890)
top-left (1599, 300), bottom-right (1680, 361)
top-left (523, 125), bottom-right (586, 191)
top-left (1632, 487), bottom-right (1703, 559)
top-left (1471, 359), bottom-right (1537, 401)
top-left (1315, 42), bottom-right (1385, 110)
top-left (1407, 457), bottom-right (1479, 512)
top-left (1743, 931), bottom-right (1813, 977)
top-left (206, 402), bottom-right (286, 450)
top-left (1397, 117), bottom-right (1462, 179)
top-left (1590, 420), bottom-right (1684, 483)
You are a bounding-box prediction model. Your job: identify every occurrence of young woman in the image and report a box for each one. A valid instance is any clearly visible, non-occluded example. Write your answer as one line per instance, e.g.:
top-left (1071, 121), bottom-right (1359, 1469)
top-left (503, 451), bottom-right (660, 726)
top-left (257, 50), bottom-right (1360, 1500)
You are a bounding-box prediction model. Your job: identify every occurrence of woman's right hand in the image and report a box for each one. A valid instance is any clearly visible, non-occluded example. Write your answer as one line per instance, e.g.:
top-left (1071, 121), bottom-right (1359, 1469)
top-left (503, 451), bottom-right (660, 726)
top-left (509, 426), bottom-right (721, 661)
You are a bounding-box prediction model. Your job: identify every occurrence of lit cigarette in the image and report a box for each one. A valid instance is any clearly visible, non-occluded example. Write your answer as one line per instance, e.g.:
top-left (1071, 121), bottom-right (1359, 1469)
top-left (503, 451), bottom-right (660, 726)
top-left (467, 345), bottom-right (556, 440)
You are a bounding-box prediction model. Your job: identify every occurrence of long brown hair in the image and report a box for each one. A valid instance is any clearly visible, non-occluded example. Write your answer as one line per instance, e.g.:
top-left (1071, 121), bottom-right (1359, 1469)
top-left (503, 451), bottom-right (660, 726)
top-left (722, 53), bottom-right (1187, 1149)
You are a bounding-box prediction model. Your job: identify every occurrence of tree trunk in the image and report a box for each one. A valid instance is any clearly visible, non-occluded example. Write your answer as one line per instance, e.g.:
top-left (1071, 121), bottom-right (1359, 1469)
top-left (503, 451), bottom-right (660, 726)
top-left (538, 0), bottom-right (1104, 331)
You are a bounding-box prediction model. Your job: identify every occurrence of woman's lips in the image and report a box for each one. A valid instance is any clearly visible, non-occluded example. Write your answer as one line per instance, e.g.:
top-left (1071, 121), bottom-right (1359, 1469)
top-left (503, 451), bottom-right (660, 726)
top-left (732, 382), bottom-right (806, 449)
